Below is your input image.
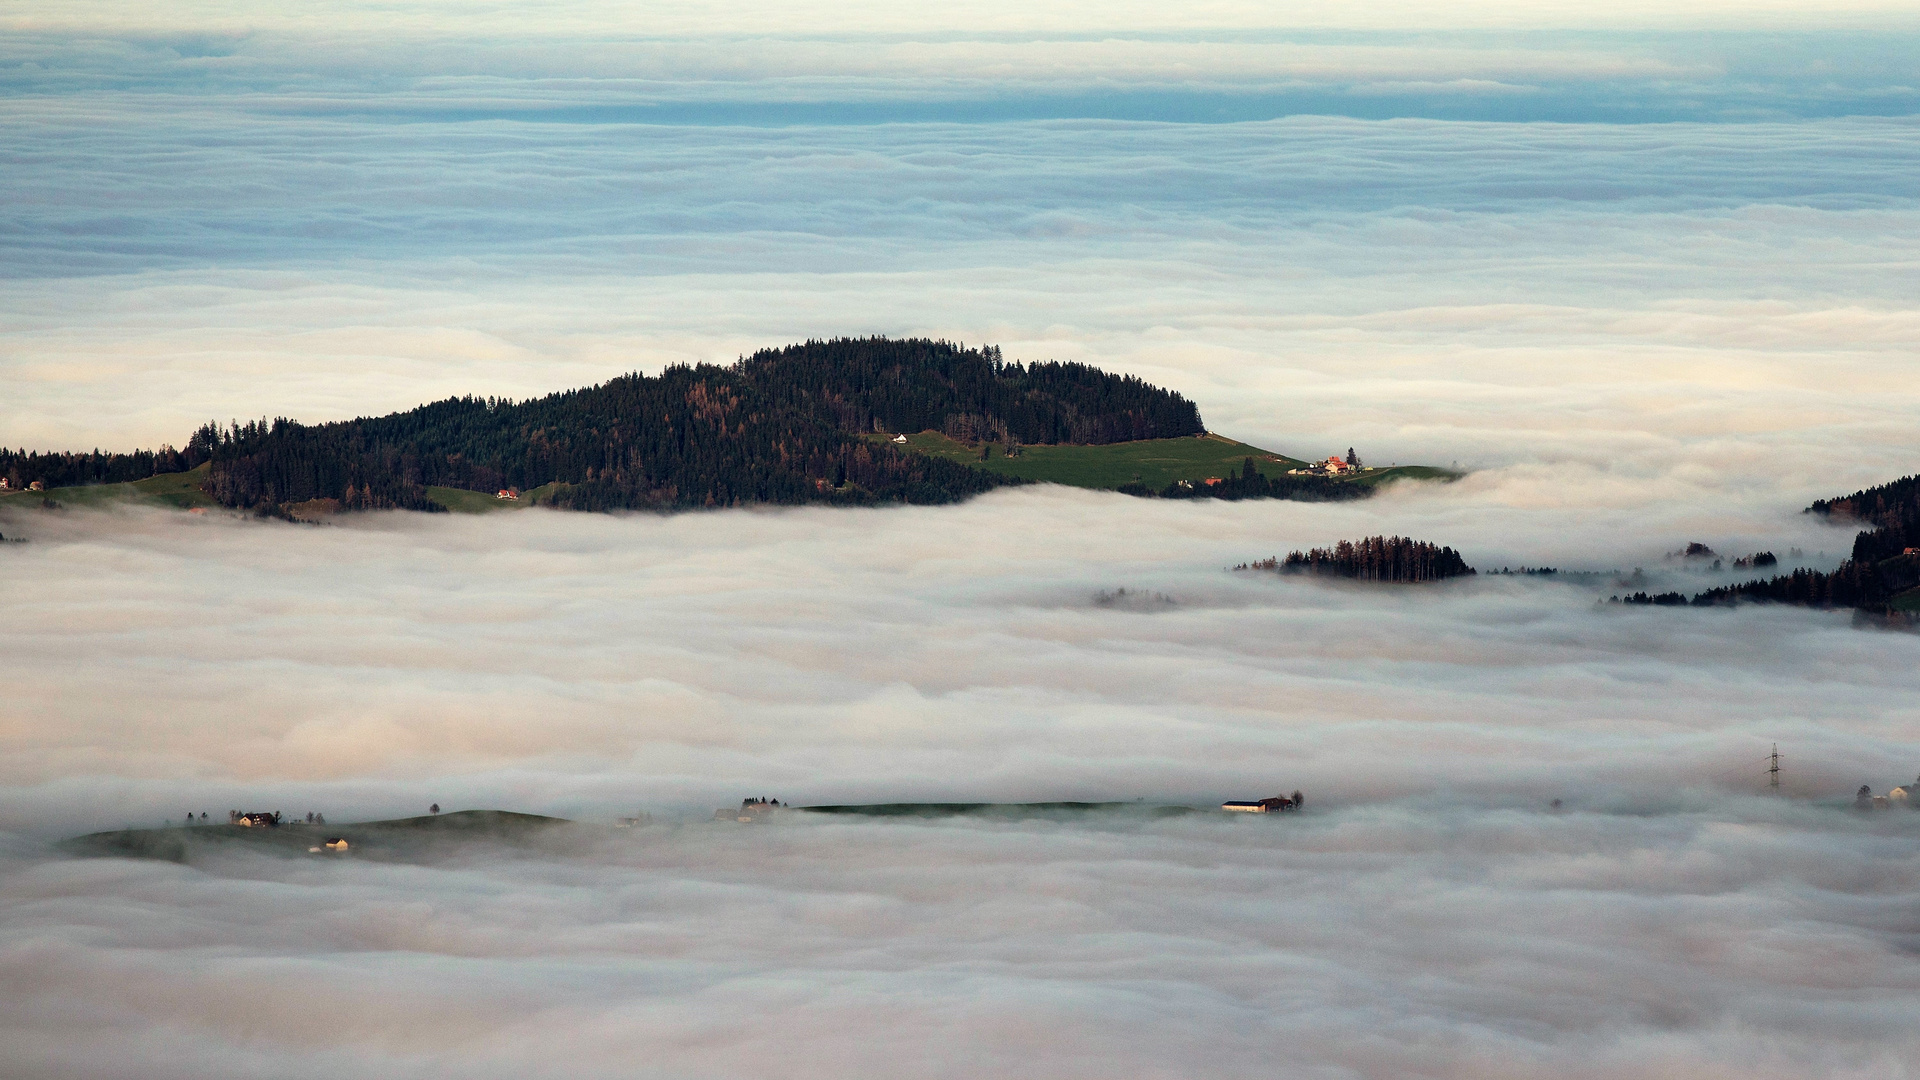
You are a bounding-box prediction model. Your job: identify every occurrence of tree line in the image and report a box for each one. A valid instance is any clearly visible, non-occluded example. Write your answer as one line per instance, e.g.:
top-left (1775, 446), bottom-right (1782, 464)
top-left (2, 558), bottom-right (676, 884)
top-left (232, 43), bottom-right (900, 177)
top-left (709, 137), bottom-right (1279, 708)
top-left (1237, 535), bottom-right (1476, 582)
top-left (1687, 474), bottom-right (1919, 616)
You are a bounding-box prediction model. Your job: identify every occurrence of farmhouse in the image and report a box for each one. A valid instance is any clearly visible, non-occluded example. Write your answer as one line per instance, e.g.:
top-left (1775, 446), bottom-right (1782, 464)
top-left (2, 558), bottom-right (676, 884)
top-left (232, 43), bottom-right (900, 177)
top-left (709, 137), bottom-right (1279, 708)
top-left (496, 488), bottom-right (519, 500)
top-left (1222, 792), bottom-right (1303, 813)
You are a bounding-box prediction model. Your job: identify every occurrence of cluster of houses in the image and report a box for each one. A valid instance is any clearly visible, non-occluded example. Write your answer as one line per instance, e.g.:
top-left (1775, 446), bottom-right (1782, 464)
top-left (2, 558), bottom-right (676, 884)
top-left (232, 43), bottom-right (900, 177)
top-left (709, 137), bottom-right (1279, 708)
top-left (1288, 453), bottom-right (1363, 478)
top-left (1857, 780), bottom-right (1918, 810)
top-left (0, 478), bottom-right (45, 492)
top-left (495, 487), bottom-right (520, 500)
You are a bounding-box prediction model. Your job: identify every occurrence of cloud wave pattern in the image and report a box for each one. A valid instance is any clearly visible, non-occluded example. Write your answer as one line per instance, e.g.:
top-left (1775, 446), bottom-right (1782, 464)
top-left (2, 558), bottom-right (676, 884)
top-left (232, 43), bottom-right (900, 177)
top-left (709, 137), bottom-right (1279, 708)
top-left (2, 498), bottom-right (1919, 1078)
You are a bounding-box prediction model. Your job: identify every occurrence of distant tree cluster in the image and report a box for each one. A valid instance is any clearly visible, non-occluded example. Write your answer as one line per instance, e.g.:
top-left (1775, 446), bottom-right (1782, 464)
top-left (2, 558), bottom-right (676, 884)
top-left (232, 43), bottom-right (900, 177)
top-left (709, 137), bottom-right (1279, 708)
top-left (1238, 535), bottom-right (1475, 583)
top-left (1611, 591), bottom-right (1689, 606)
top-left (743, 338), bottom-right (1204, 445)
top-left (1689, 474), bottom-right (1920, 617)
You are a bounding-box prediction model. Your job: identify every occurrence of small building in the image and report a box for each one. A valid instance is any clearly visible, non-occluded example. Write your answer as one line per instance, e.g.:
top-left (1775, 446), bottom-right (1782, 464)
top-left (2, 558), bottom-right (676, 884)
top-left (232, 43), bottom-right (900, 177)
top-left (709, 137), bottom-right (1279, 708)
top-left (496, 488), bottom-right (519, 500)
top-left (235, 811), bottom-right (280, 828)
top-left (322, 837), bottom-right (349, 851)
top-left (1202, 477), bottom-right (1223, 487)
top-left (891, 434), bottom-right (909, 444)
top-left (0, 477), bottom-right (10, 491)
top-left (1222, 794), bottom-right (1301, 813)
top-left (27, 480), bottom-right (44, 491)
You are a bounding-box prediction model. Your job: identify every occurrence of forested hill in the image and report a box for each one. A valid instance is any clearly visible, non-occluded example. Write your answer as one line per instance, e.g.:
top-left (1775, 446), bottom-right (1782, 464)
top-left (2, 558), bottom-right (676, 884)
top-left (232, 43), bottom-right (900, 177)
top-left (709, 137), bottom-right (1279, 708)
top-left (1692, 474), bottom-right (1920, 616)
top-left (0, 338), bottom-right (1207, 514)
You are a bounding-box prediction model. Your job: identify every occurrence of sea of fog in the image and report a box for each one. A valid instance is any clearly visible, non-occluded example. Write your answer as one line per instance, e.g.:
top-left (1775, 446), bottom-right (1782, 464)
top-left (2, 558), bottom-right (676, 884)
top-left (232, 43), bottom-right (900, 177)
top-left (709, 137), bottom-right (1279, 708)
top-left (6, 1), bottom-right (1920, 1073)
top-left (3, 482), bottom-right (1919, 1077)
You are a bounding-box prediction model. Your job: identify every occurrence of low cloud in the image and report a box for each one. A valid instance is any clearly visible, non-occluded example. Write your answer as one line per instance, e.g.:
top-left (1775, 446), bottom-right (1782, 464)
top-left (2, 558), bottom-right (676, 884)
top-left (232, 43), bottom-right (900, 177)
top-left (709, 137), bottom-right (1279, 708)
top-left (3, 8), bottom-right (1919, 1073)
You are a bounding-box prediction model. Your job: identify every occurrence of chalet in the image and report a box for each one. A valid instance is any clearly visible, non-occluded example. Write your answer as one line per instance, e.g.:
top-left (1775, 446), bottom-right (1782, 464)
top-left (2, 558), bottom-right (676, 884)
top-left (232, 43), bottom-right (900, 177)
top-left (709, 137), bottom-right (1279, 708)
top-left (1322, 457), bottom-right (1353, 475)
top-left (892, 434), bottom-right (909, 444)
top-left (1222, 792), bottom-right (1302, 813)
top-left (496, 488), bottom-right (520, 500)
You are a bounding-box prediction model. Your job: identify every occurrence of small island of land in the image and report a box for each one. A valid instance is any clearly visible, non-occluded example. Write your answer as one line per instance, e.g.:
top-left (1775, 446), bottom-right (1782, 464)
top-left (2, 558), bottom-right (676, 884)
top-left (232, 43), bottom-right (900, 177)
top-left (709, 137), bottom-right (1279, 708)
top-left (2, 337), bottom-right (1453, 519)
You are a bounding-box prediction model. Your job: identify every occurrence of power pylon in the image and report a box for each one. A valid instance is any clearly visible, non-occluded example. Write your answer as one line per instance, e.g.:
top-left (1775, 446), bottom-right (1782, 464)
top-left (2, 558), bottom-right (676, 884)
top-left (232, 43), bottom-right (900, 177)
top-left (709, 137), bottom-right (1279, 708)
top-left (1768, 744), bottom-right (1781, 790)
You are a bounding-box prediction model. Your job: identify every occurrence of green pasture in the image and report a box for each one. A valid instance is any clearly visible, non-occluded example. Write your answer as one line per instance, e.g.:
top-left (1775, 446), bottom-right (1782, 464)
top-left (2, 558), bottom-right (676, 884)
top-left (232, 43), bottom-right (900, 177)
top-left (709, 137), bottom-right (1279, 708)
top-left (875, 431), bottom-right (1302, 490)
top-left (426, 483), bottom-right (559, 513)
top-left (2, 465), bottom-right (564, 517)
top-left (870, 431), bottom-right (1456, 492)
top-left (0, 463), bottom-right (218, 510)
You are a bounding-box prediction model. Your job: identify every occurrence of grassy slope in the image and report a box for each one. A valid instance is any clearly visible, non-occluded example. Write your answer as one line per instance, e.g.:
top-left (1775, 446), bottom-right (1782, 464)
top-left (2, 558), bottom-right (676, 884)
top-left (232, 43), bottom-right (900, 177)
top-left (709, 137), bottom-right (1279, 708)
top-left (872, 431), bottom-right (1455, 491)
top-left (7, 437), bottom-right (1457, 513)
top-left (0, 463), bottom-right (219, 510)
top-left (3, 466), bottom-right (560, 516)
top-left (63, 809), bottom-right (574, 862)
top-left (426, 483), bottom-right (560, 513)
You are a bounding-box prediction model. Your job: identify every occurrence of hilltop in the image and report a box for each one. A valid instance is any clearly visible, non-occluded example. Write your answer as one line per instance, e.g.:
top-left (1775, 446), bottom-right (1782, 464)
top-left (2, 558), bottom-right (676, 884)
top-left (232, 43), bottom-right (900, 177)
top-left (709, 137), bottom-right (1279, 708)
top-left (2, 337), bottom-right (1447, 517)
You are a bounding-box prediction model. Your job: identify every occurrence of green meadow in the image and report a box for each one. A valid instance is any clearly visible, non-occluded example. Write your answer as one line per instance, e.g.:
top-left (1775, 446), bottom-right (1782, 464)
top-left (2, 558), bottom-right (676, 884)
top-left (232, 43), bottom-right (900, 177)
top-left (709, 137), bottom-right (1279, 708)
top-left (5, 437), bottom-right (1454, 515)
top-left (870, 431), bottom-right (1453, 492)
top-left (0, 462), bottom-right (219, 510)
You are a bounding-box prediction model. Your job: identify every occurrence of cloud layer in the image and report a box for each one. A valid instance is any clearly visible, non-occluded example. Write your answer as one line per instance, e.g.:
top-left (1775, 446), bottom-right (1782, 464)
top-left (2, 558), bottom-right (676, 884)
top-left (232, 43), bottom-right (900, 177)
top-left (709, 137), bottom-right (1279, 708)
top-left (3, 491), bottom-right (1920, 1078)
top-left (5, 3), bottom-right (1920, 1075)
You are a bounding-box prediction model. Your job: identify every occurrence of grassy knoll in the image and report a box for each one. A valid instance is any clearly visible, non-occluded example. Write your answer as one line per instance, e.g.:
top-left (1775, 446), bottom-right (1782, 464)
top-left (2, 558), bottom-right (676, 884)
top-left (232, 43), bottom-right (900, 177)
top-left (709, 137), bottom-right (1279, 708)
top-left (426, 482), bottom-right (559, 513)
top-left (2, 467), bottom-right (565, 517)
top-left (870, 431), bottom-right (1456, 492)
top-left (63, 809), bottom-right (575, 863)
top-left (0, 463), bottom-right (219, 510)
top-left (876, 431), bottom-right (1307, 490)
top-left (1350, 465), bottom-right (1460, 488)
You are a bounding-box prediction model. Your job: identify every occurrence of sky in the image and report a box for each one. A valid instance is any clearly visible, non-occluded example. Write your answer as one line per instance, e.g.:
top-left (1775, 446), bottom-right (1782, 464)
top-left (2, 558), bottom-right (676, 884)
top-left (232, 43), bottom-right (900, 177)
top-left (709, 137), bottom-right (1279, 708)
top-left (3, 1), bottom-right (1919, 1076)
